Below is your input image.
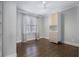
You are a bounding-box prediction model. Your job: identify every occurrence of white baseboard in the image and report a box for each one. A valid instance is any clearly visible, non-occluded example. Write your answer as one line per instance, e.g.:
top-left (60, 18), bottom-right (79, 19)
top-left (64, 41), bottom-right (79, 47)
top-left (40, 36), bottom-right (49, 39)
top-left (26, 38), bottom-right (35, 42)
top-left (16, 40), bottom-right (21, 43)
top-left (45, 36), bottom-right (49, 39)
top-left (6, 53), bottom-right (17, 57)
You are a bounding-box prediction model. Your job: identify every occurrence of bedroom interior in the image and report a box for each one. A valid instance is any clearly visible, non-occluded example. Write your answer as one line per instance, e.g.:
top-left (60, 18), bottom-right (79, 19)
top-left (0, 1), bottom-right (79, 57)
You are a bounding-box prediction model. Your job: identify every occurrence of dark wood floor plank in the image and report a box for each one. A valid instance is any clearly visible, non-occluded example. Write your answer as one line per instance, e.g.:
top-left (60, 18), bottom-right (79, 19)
top-left (17, 38), bottom-right (79, 57)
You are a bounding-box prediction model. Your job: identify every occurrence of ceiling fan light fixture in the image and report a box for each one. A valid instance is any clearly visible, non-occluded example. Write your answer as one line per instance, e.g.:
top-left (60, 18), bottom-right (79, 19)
top-left (42, 1), bottom-right (46, 5)
top-left (42, 1), bottom-right (47, 9)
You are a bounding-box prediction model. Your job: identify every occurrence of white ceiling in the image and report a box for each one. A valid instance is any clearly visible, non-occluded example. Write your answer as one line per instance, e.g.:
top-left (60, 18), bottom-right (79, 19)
top-left (17, 1), bottom-right (79, 15)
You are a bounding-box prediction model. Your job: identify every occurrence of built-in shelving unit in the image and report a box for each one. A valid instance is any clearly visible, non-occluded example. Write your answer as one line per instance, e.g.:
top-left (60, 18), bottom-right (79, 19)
top-left (49, 12), bottom-right (59, 43)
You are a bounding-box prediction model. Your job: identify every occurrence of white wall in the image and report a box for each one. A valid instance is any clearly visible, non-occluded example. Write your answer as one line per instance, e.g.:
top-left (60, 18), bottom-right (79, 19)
top-left (0, 2), bottom-right (2, 57)
top-left (58, 12), bottom-right (64, 42)
top-left (62, 5), bottom-right (79, 47)
top-left (37, 17), bottom-right (44, 38)
top-left (3, 2), bottom-right (16, 57)
top-left (43, 16), bottom-right (49, 39)
top-left (16, 12), bottom-right (22, 43)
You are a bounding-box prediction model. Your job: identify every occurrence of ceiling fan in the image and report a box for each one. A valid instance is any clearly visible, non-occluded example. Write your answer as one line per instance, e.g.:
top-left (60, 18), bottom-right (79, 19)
top-left (42, 1), bottom-right (47, 9)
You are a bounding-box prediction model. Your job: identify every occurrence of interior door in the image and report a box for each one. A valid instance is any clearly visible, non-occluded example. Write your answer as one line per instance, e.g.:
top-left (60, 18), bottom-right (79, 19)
top-left (0, 2), bottom-right (2, 57)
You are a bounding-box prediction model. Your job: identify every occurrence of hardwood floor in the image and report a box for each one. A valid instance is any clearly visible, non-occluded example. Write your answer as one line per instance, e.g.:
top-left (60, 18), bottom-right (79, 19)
top-left (17, 38), bottom-right (79, 57)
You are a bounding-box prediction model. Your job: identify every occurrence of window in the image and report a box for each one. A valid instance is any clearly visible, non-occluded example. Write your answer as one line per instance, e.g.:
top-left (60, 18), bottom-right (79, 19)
top-left (23, 15), bottom-right (37, 34)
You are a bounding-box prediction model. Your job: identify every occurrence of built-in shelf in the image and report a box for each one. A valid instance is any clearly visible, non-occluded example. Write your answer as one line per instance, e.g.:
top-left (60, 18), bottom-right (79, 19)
top-left (49, 25), bottom-right (58, 32)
